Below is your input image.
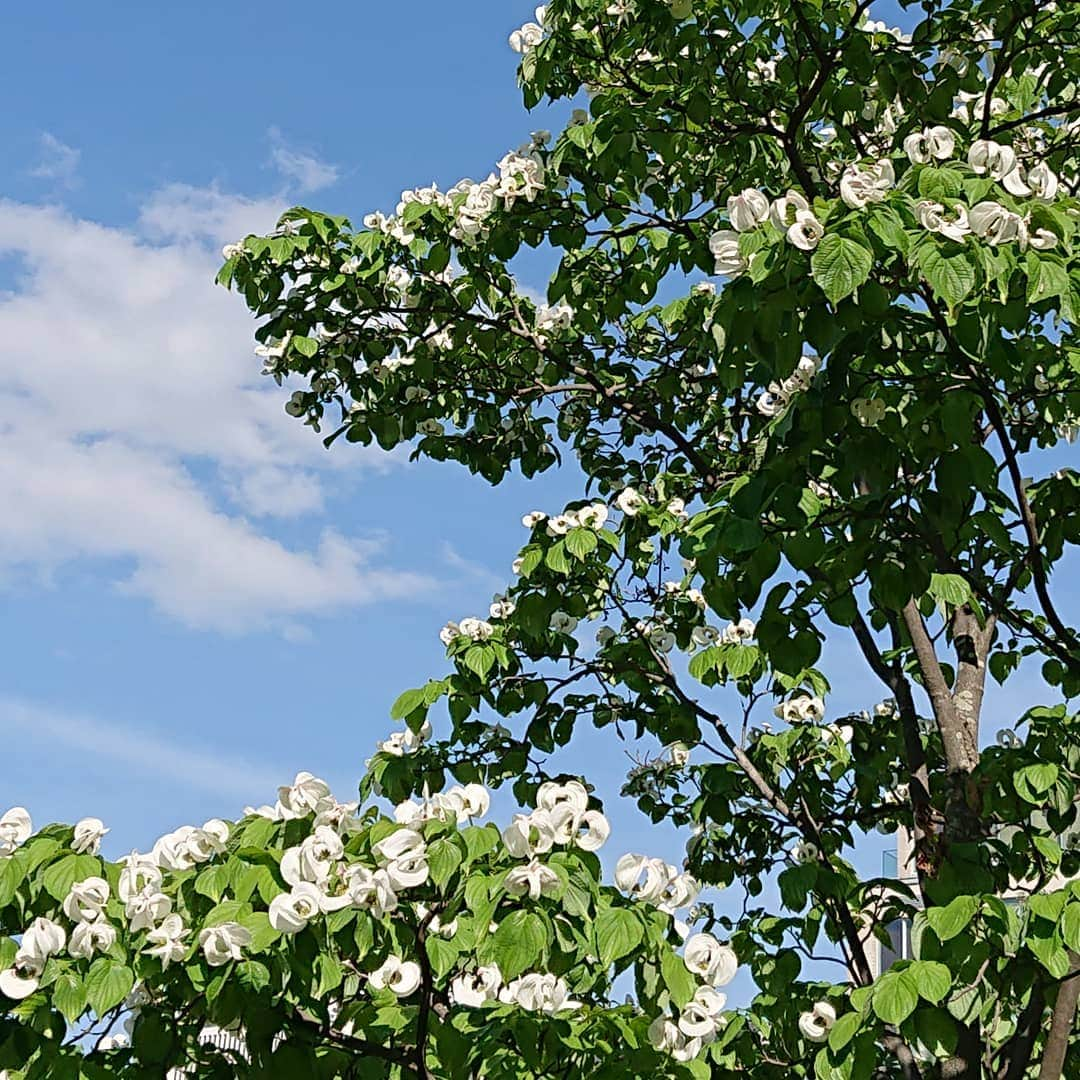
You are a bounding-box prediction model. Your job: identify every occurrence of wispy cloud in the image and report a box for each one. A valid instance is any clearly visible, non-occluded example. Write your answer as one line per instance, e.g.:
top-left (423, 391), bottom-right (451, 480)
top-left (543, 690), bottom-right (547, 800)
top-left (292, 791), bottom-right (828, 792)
top-left (267, 127), bottom-right (340, 194)
top-left (0, 698), bottom-right (283, 801)
top-left (28, 133), bottom-right (81, 188)
top-left (441, 541), bottom-right (504, 594)
top-left (0, 192), bottom-right (431, 634)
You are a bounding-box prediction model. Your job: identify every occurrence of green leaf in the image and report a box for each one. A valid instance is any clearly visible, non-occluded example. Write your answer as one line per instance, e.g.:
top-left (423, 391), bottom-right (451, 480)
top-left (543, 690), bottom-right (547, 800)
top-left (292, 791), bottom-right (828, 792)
top-left (594, 906), bottom-right (644, 966)
top-left (1061, 903), bottom-right (1080, 952)
top-left (1026, 255), bottom-right (1069, 305)
top-left (565, 527), bottom-right (599, 560)
top-left (1014, 764), bottom-right (1059, 803)
top-left (660, 947), bottom-right (696, 1008)
top-left (0, 854), bottom-right (26, 907)
top-left (390, 687), bottom-right (426, 720)
top-left (428, 837), bottom-right (464, 889)
top-left (42, 854), bottom-right (101, 902)
top-left (85, 959), bottom-right (134, 1018)
top-left (463, 645), bottom-right (496, 681)
top-left (811, 235), bottom-right (873, 303)
top-left (916, 166), bottom-right (964, 200)
top-left (872, 969), bottom-right (919, 1025)
top-left (545, 542), bottom-right (571, 575)
top-left (928, 572), bottom-right (971, 607)
top-left (461, 825), bottom-right (500, 865)
top-left (291, 335), bottom-right (319, 358)
top-left (913, 1009), bottom-right (958, 1057)
top-left (908, 960), bottom-right (951, 1004)
top-left (195, 863), bottom-right (230, 903)
top-left (918, 247), bottom-right (976, 309)
top-left (51, 971), bottom-right (86, 1024)
top-left (926, 896), bottom-right (979, 941)
top-left (827, 1010), bottom-right (862, 1053)
top-left (491, 910), bottom-right (547, 980)
top-left (237, 960), bottom-right (271, 994)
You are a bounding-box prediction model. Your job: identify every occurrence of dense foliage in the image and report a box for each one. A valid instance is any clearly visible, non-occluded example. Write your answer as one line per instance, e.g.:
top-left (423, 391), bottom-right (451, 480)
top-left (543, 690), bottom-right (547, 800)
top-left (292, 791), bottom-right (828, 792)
top-left (4, 0), bottom-right (1080, 1076)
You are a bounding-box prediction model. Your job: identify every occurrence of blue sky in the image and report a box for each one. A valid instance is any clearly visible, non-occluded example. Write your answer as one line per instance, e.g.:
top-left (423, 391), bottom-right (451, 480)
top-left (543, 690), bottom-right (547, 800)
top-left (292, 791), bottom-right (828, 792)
top-left (0, 1), bottom-right (1073, 984)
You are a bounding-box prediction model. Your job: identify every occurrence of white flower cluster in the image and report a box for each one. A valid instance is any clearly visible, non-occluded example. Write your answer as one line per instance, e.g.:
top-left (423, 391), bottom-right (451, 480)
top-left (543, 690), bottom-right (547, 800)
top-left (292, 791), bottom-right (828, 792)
top-left (535, 301), bottom-right (574, 344)
top-left (502, 781), bottom-right (611, 857)
top-left (449, 964), bottom-right (580, 1013)
top-left (440, 616), bottom-right (495, 646)
top-left (711, 130), bottom-right (1062, 283)
top-left (523, 500), bottom-right (611, 537)
top-left (449, 147), bottom-right (546, 245)
top-left (394, 783), bottom-right (490, 826)
top-left (649, 932), bottom-right (738, 1061)
top-left (756, 355), bottom-right (820, 418)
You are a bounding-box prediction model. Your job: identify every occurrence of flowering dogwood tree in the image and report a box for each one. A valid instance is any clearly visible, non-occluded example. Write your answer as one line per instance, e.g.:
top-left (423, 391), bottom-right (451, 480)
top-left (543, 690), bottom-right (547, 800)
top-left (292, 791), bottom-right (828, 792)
top-left (6, 0), bottom-right (1080, 1076)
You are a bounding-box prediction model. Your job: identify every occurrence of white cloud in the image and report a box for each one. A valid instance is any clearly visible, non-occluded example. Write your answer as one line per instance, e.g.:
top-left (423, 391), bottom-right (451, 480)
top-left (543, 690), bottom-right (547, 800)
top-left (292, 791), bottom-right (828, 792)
top-left (268, 127), bottom-right (340, 194)
top-left (0, 697), bottom-right (283, 802)
top-left (0, 193), bottom-right (428, 634)
top-left (440, 542), bottom-right (504, 593)
top-left (29, 133), bottom-right (81, 188)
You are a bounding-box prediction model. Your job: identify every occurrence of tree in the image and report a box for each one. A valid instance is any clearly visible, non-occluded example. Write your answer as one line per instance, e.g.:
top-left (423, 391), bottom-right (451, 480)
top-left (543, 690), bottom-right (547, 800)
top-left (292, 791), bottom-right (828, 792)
top-left (4, 0), bottom-right (1080, 1076)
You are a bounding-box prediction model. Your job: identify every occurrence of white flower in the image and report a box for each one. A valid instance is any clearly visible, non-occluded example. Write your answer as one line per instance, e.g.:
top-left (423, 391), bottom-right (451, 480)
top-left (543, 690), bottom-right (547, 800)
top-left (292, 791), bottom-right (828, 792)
top-left (787, 210), bottom-right (825, 250)
top-left (118, 852), bottom-right (161, 902)
top-left (708, 230), bottom-right (745, 276)
top-left (615, 853), bottom-right (675, 904)
top-left (774, 695), bottom-right (826, 723)
top-left (536, 302), bottom-right (574, 335)
top-left (916, 200), bottom-right (970, 242)
top-left (769, 190), bottom-right (809, 230)
top-left (549, 804), bottom-right (610, 852)
top-left (649, 628), bottom-right (676, 653)
top-left (0, 968), bottom-right (39, 1001)
top-left (546, 513), bottom-right (578, 536)
top-left (221, 242), bottom-right (245, 260)
top-left (278, 772), bottom-right (332, 818)
top-left (452, 783), bottom-right (491, 820)
top-left (1, 916), bottom-right (66, 997)
top-left (505, 859), bottom-right (561, 900)
top-left (903, 125), bottom-right (955, 164)
top-left (511, 557), bottom-right (524, 575)
top-left (679, 986), bottom-right (727, 1038)
top-left (799, 1001), bottom-right (838, 1042)
top-left (1028, 226), bottom-right (1058, 251)
top-left (369, 956), bottom-right (422, 996)
top-left (537, 780), bottom-right (589, 816)
top-left (1027, 162), bottom-right (1059, 201)
top-left (439, 621), bottom-right (460, 646)
top-left (282, 826), bottom-right (344, 887)
top-left (450, 965), bottom-right (503, 1007)
top-left (727, 189), bottom-right (769, 232)
top-left (144, 914), bottom-right (188, 969)
top-left (649, 1016), bottom-right (702, 1061)
top-left (125, 887), bottom-right (172, 932)
top-left (503, 972), bottom-right (580, 1013)
top-left (63, 877), bottom-right (111, 923)
top-left (508, 21), bottom-right (543, 54)
top-left (969, 200), bottom-right (1026, 246)
top-left (459, 617), bottom-right (494, 641)
top-left (72, 817), bottom-right (108, 856)
top-left (616, 487), bottom-right (645, 516)
top-left (344, 865), bottom-right (398, 917)
top-left (839, 159), bottom-right (894, 208)
top-left (0, 807), bottom-right (32, 858)
top-left (722, 618), bottom-right (756, 643)
top-left (269, 882), bottom-right (324, 935)
top-left (549, 611), bottom-right (578, 634)
top-left (968, 140), bottom-right (1017, 181)
top-left (69, 920), bottom-right (117, 960)
top-left (684, 934), bottom-right (739, 986)
top-left (522, 510), bottom-right (547, 528)
top-left (418, 418), bottom-right (445, 436)
top-left (668, 742), bottom-right (691, 767)
top-left (199, 922), bottom-right (252, 967)
top-left (577, 502), bottom-right (609, 529)
top-left (792, 840), bottom-right (819, 864)
top-left (385, 853), bottom-right (430, 891)
top-left (503, 810), bottom-right (556, 858)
